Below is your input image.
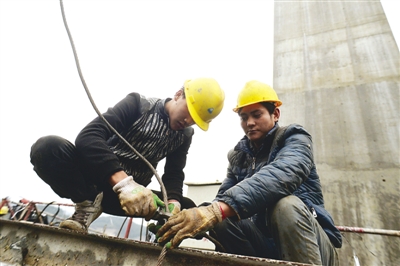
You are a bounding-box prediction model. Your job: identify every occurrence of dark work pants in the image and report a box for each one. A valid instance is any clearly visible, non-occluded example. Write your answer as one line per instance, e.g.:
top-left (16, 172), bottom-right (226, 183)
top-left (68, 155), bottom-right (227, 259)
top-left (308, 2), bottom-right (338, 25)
top-left (211, 196), bottom-right (339, 265)
top-left (30, 135), bottom-right (196, 216)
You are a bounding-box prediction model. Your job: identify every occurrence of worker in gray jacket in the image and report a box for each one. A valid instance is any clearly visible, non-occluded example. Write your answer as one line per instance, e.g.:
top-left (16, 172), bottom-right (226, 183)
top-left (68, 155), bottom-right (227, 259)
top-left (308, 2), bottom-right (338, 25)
top-left (30, 78), bottom-right (225, 233)
top-left (158, 80), bottom-right (342, 265)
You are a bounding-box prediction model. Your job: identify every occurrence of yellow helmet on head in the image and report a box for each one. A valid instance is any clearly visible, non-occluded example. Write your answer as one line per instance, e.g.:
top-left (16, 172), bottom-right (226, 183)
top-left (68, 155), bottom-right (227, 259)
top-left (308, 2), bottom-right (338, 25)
top-left (0, 206), bottom-right (9, 215)
top-left (233, 80), bottom-right (282, 112)
top-left (184, 78), bottom-right (225, 131)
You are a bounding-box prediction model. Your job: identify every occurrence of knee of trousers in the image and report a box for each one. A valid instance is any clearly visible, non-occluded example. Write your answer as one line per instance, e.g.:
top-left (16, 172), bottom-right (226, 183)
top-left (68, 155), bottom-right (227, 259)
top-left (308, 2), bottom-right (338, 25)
top-left (270, 195), bottom-right (309, 232)
top-left (212, 219), bottom-right (231, 237)
top-left (30, 135), bottom-right (75, 166)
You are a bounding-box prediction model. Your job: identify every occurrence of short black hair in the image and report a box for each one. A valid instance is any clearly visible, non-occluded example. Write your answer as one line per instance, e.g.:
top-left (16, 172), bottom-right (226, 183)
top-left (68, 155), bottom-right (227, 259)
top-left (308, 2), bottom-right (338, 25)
top-left (180, 87), bottom-right (186, 98)
top-left (237, 101), bottom-right (276, 115)
top-left (260, 102), bottom-right (276, 115)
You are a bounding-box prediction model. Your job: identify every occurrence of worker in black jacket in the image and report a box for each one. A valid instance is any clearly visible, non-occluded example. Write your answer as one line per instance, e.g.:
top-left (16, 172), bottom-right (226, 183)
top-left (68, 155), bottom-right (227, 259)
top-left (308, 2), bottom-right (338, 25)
top-left (30, 78), bottom-right (225, 232)
top-left (158, 80), bottom-right (341, 265)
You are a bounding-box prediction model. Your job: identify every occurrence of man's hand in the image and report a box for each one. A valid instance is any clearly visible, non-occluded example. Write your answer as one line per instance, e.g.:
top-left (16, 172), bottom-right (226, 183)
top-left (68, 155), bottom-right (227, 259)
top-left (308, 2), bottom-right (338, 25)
top-left (113, 176), bottom-right (164, 221)
top-left (157, 201), bottom-right (222, 248)
top-left (147, 200), bottom-right (181, 241)
top-left (167, 201), bottom-right (181, 216)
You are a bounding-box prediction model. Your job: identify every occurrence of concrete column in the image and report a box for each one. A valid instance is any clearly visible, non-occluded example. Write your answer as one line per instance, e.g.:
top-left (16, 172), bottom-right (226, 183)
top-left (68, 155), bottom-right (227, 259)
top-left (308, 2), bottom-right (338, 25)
top-left (273, 0), bottom-right (399, 265)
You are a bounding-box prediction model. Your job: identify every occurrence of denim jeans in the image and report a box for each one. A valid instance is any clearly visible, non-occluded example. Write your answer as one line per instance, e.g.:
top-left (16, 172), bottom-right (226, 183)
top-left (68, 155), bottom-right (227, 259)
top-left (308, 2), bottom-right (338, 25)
top-left (30, 135), bottom-right (196, 216)
top-left (211, 195), bottom-right (339, 265)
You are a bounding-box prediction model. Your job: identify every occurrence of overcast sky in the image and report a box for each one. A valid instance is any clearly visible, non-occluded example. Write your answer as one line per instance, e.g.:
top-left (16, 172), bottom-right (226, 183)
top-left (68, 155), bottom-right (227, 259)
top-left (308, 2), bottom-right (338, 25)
top-left (1, 0), bottom-right (398, 205)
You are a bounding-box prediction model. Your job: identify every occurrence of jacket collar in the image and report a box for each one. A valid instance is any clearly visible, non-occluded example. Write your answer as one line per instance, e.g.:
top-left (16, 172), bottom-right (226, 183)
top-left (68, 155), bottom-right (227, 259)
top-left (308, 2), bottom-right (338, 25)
top-left (158, 98), bottom-right (171, 119)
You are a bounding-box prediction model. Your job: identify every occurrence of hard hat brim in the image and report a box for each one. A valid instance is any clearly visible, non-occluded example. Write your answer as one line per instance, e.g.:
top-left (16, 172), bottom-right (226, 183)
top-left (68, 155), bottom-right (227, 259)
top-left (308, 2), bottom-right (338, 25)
top-left (233, 100), bottom-right (282, 112)
top-left (187, 101), bottom-right (209, 131)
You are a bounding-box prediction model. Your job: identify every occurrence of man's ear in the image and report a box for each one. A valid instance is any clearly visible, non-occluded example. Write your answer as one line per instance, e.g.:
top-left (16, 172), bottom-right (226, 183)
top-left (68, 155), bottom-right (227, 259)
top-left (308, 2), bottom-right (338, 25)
top-left (273, 108), bottom-right (280, 122)
top-left (174, 90), bottom-right (183, 101)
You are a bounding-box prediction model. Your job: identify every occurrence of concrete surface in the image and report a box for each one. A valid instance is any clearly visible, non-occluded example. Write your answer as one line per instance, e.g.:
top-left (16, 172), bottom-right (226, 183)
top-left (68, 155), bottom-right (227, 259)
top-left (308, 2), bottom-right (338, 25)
top-left (0, 219), bottom-right (312, 266)
top-left (273, 0), bottom-right (399, 265)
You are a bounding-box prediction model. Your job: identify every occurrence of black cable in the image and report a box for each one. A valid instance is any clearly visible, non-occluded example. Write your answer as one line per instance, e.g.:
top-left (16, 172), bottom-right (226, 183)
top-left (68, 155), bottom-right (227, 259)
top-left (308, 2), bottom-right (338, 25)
top-left (58, 0), bottom-right (168, 207)
top-left (49, 205), bottom-right (61, 225)
top-left (117, 217), bottom-right (128, 238)
top-left (199, 232), bottom-right (226, 253)
top-left (34, 201), bottom-right (55, 224)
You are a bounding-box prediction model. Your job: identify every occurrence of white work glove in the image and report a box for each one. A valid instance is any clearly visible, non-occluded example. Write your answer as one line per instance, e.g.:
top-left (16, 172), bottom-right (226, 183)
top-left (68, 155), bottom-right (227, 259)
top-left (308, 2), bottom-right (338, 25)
top-left (113, 176), bottom-right (164, 221)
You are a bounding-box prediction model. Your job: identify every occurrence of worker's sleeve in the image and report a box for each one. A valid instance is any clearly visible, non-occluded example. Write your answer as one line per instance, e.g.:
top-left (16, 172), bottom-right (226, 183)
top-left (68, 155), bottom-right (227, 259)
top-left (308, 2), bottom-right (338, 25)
top-left (216, 131), bottom-right (313, 220)
top-left (75, 93), bottom-right (142, 184)
top-left (212, 151), bottom-right (240, 217)
top-left (215, 151), bottom-right (239, 196)
top-left (161, 133), bottom-right (193, 202)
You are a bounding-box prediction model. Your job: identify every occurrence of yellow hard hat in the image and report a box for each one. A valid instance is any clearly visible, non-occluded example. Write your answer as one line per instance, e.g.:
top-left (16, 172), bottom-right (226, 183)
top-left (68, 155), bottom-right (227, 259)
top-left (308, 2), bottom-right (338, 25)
top-left (184, 78), bottom-right (225, 131)
top-left (0, 206), bottom-right (9, 215)
top-left (233, 80), bottom-right (282, 112)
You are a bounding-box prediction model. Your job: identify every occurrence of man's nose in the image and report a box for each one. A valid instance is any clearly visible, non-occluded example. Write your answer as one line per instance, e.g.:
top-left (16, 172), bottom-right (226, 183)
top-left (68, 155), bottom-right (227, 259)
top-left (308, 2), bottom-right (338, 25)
top-left (247, 117), bottom-right (255, 127)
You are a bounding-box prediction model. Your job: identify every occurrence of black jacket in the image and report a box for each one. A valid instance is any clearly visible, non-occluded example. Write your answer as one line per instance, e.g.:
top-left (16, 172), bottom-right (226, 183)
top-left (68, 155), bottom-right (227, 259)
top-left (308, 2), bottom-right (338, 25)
top-left (75, 93), bottom-right (193, 202)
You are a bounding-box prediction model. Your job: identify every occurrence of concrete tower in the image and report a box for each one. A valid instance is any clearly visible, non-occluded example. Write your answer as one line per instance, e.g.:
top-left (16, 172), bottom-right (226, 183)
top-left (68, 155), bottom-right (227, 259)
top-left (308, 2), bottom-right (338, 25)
top-left (273, 0), bottom-right (399, 265)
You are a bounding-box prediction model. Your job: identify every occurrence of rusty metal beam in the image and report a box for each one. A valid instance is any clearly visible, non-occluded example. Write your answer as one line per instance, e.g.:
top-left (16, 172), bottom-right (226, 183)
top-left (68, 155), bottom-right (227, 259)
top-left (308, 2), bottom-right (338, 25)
top-left (0, 219), bottom-right (311, 266)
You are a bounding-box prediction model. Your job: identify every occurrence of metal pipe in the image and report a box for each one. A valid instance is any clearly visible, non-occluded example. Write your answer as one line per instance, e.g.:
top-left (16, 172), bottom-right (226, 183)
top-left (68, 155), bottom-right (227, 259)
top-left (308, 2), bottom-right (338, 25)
top-left (337, 226), bottom-right (400, 237)
top-left (124, 217), bottom-right (133, 238)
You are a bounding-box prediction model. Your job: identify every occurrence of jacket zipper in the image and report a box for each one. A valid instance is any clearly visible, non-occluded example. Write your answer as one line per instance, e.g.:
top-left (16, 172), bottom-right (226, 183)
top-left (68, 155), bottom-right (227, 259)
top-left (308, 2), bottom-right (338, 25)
top-left (311, 207), bottom-right (317, 218)
top-left (252, 157), bottom-right (256, 170)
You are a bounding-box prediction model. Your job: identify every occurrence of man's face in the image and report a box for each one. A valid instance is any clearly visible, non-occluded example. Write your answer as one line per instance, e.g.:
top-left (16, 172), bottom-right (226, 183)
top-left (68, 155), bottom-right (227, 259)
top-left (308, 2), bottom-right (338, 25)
top-left (239, 103), bottom-right (280, 147)
top-left (168, 91), bottom-right (195, 131)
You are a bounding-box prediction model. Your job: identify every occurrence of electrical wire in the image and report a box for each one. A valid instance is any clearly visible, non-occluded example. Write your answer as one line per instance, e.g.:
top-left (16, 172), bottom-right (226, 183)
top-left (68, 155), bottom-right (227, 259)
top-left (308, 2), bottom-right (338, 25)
top-left (58, 0), bottom-right (168, 208)
top-left (49, 205), bottom-right (61, 225)
top-left (57, 2), bottom-right (229, 264)
top-left (117, 217), bottom-right (128, 238)
top-left (59, 1), bottom-right (171, 263)
top-left (34, 201), bottom-right (55, 224)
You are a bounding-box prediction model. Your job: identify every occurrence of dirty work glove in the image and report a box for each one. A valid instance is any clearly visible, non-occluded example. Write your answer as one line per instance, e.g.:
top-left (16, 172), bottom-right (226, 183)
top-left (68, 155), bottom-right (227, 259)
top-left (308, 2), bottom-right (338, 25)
top-left (167, 201), bottom-right (181, 216)
top-left (112, 176), bottom-right (164, 221)
top-left (157, 201), bottom-right (222, 249)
